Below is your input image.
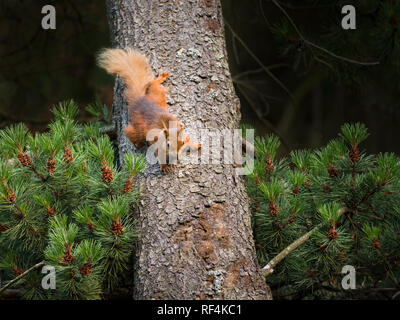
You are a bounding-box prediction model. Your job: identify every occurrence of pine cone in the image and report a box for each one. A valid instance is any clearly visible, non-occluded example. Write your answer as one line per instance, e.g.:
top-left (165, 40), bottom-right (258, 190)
top-left (327, 166), bottom-right (338, 178)
top-left (61, 244), bottom-right (75, 265)
top-left (122, 178), bottom-right (134, 193)
top-left (12, 266), bottom-right (24, 276)
top-left (0, 224), bottom-right (8, 232)
top-left (17, 152), bottom-right (32, 167)
top-left (110, 218), bottom-right (124, 235)
top-left (349, 145), bottom-right (360, 163)
top-left (328, 225), bottom-right (338, 239)
top-left (101, 161), bottom-right (114, 183)
top-left (269, 201), bottom-right (279, 215)
top-left (46, 206), bottom-right (55, 217)
top-left (265, 155), bottom-right (274, 173)
top-left (2, 187), bottom-right (16, 204)
top-left (303, 180), bottom-right (311, 187)
top-left (47, 157), bottom-right (56, 175)
top-left (372, 238), bottom-right (381, 249)
top-left (63, 145), bottom-right (74, 163)
top-left (306, 269), bottom-right (314, 278)
top-left (292, 186), bottom-right (299, 195)
top-left (80, 263), bottom-right (93, 276)
top-left (88, 222), bottom-right (95, 233)
top-left (322, 185), bottom-right (331, 193)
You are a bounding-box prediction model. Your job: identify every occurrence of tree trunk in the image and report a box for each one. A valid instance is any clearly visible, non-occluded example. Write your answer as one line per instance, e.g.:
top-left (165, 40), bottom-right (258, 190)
top-left (105, 0), bottom-right (271, 300)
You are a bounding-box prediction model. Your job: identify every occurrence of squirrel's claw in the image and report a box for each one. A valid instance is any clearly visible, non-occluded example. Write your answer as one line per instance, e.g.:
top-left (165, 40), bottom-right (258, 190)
top-left (161, 164), bottom-right (175, 174)
top-left (157, 72), bottom-right (170, 83)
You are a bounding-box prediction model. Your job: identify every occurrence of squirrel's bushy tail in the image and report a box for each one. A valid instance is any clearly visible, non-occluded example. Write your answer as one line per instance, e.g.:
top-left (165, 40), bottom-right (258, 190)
top-left (97, 48), bottom-right (154, 103)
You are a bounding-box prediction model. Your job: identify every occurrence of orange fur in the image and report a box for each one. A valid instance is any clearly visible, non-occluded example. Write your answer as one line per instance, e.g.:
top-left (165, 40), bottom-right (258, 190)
top-left (146, 72), bottom-right (170, 110)
top-left (97, 48), bottom-right (153, 103)
top-left (98, 47), bottom-right (201, 173)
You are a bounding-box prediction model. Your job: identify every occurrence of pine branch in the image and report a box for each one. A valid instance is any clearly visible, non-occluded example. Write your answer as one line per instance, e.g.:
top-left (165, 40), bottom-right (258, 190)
top-left (262, 207), bottom-right (349, 277)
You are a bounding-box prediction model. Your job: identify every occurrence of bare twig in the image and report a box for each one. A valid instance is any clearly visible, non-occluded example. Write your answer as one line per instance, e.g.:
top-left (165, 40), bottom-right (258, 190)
top-left (262, 207), bottom-right (349, 276)
top-left (224, 19), bottom-right (295, 102)
top-left (271, 0), bottom-right (380, 66)
top-left (0, 261), bottom-right (45, 295)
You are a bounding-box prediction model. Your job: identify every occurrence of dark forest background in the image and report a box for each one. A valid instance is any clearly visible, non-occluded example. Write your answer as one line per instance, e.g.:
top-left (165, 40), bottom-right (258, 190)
top-left (0, 0), bottom-right (399, 156)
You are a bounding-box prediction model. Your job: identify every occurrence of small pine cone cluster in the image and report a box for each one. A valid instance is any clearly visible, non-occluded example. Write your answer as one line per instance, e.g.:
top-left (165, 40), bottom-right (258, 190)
top-left (269, 201), bottom-right (279, 215)
top-left (305, 269), bottom-right (315, 278)
top-left (303, 180), bottom-right (311, 187)
top-left (349, 145), bottom-right (360, 163)
top-left (88, 222), bottom-right (95, 233)
top-left (252, 202), bottom-right (260, 215)
top-left (292, 186), bottom-right (299, 195)
top-left (46, 206), bottom-right (55, 217)
top-left (0, 224), bottom-right (8, 232)
top-left (288, 214), bottom-right (296, 224)
top-left (2, 187), bottom-right (16, 204)
top-left (63, 145), bottom-right (74, 163)
top-left (47, 157), bottom-right (56, 175)
top-left (322, 185), bottom-right (331, 193)
top-left (371, 238), bottom-right (381, 249)
top-left (328, 225), bottom-right (338, 239)
top-left (327, 166), bottom-right (338, 178)
top-left (61, 243), bottom-right (75, 265)
top-left (265, 155), bottom-right (274, 173)
top-left (80, 263), bottom-right (93, 276)
top-left (101, 161), bottom-right (114, 183)
top-left (122, 178), bottom-right (134, 194)
top-left (17, 152), bottom-right (32, 167)
top-left (110, 218), bottom-right (124, 235)
top-left (12, 266), bottom-right (24, 276)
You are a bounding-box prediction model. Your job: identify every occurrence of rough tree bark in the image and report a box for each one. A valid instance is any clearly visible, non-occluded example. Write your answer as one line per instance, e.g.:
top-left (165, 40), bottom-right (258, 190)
top-left (105, 0), bottom-right (271, 300)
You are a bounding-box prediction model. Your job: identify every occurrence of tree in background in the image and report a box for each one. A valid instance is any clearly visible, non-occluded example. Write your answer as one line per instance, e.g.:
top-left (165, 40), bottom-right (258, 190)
top-left (223, 0), bottom-right (400, 154)
top-left (105, 0), bottom-right (270, 299)
top-left (247, 123), bottom-right (400, 299)
top-left (0, 1), bottom-right (110, 130)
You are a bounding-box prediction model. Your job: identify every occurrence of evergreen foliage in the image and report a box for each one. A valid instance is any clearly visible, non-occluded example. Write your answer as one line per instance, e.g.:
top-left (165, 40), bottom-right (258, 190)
top-left (247, 123), bottom-right (400, 299)
top-left (0, 100), bottom-right (145, 299)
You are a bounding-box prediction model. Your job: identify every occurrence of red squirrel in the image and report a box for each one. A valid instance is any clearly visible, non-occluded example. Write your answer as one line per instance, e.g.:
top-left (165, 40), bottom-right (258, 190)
top-left (97, 48), bottom-right (201, 173)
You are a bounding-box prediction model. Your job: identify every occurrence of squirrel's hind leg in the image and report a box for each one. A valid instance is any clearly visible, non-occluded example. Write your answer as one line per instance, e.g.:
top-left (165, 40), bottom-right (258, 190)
top-left (124, 124), bottom-right (145, 149)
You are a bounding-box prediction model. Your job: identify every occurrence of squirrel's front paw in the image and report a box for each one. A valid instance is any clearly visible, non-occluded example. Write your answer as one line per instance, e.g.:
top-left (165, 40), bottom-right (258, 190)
top-left (158, 72), bottom-right (170, 82)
